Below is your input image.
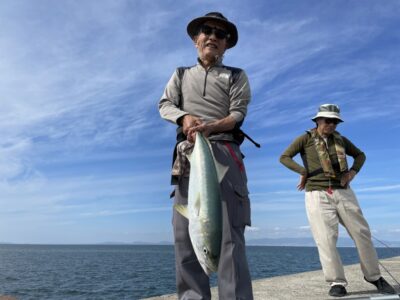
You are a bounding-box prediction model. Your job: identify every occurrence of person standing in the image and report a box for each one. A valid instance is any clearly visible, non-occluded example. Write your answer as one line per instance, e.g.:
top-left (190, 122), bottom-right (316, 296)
top-left (279, 104), bottom-right (396, 297)
top-left (159, 12), bottom-right (253, 300)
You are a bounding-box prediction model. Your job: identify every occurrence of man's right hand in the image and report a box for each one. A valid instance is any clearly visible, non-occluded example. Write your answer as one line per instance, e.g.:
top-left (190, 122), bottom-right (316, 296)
top-left (297, 174), bottom-right (307, 191)
top-left (180, 115), bottom-right (202, 143)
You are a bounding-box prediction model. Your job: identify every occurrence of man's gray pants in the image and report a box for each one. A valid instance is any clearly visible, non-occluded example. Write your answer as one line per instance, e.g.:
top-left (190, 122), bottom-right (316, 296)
top-left (172, 141), bottom-right (253, 300)
top-left (305, 188), bottom-right (381, 286)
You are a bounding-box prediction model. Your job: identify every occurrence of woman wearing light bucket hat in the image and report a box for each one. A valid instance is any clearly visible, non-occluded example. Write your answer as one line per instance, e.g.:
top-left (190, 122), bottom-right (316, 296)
top-left (159, 11), bottom-right (254, 300)
top-left (280, 104), bottom-right (395, 297)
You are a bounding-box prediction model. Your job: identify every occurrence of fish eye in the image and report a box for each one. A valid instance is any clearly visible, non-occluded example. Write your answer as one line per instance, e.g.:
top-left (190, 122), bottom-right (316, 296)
top-left (203, 247), bottom-right (209, 255)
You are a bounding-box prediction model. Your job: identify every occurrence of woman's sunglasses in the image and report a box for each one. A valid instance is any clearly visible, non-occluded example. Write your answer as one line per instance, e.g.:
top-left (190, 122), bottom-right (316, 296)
top-left (198, 24), bottom-right (230, 40)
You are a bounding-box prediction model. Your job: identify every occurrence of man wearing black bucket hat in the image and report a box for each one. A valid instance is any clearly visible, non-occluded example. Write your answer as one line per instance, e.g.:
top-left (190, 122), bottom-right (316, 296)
top-left (159, 12), bottom-right (254, 299)
top-left (280, 104), bottom-right (396, 297)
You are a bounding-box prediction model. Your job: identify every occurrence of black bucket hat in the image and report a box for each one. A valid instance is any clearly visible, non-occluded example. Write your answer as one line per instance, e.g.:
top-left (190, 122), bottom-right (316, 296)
top-left (187, 12), bottom-right (238, 49)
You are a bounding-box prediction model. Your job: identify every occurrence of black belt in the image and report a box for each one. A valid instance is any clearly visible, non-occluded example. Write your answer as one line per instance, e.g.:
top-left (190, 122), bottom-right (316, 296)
top-left (307, 163), bottom-right (342, 178)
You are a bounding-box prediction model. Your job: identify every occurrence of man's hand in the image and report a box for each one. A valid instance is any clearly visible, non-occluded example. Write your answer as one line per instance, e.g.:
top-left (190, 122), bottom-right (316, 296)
top-left (297, 174), bottom-right (307, 191)
top-left (340, 170), bottom-right (357, 187)
top-left (188, 115), bottom-right (236, 140)
top-left (188, 122), bottom-right (214, 139)
top-left (181, 115), bottom-right (236, 143)
top-left (180, 115), bottom-right (202, 142)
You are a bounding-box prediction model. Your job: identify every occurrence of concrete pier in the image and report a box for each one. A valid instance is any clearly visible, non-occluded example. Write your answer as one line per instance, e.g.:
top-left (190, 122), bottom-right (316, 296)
top-left (143, 256), bottom-right (400, 300)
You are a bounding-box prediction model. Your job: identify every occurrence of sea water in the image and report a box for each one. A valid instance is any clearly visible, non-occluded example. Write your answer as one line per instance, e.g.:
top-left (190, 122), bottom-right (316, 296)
top-left (0, 244), bottom-right (398, 299)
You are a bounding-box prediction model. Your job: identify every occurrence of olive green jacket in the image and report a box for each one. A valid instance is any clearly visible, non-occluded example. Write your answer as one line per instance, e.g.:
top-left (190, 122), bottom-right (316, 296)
top-left (279, 130), bottom-right (366, 191)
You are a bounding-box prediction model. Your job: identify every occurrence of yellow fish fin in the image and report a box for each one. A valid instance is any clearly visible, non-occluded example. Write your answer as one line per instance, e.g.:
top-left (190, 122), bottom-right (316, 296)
top-left (174, 204), bottom-right (189, 219)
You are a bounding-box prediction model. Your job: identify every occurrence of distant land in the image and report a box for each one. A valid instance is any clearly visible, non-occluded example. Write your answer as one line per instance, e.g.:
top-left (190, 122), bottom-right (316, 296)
top-left (132, 237), bottom-right (400, 248)
top-left (246, 237), bottom-right (400, 248)
top-left (2, 238), bottom-right (400, 247)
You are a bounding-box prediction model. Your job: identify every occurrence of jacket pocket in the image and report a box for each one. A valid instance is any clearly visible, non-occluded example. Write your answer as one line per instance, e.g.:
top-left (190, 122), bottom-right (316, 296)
top-left (231, 184), bottom-right (251, 228)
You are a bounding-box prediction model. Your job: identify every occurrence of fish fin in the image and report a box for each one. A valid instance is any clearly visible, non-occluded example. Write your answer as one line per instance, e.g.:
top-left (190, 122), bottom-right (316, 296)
top-left (186, 152), bottom-right (192, 163)
top-left (174, 204), bottom-right (189, 219)
top-left (214, 160), bottom-right (229, 183)
top-left (203, 136), bottom-right (229, 183)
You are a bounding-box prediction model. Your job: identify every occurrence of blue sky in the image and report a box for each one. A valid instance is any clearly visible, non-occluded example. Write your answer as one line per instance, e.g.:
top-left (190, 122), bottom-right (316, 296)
top-left (1, 0), bottom-right (399, 244)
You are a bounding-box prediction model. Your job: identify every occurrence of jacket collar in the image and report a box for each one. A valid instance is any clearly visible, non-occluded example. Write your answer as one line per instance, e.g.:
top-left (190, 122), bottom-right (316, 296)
top-left (197, 56), bottom-right (224, 69)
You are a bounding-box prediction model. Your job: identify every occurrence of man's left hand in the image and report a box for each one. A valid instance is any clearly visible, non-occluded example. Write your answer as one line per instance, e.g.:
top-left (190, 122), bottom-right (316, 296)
top-left (340, 170), bottom-right (357, 187)
top-left (186, 116), bottom-right (236, 142)
top-left (188, 122), bottom-right (214, 139)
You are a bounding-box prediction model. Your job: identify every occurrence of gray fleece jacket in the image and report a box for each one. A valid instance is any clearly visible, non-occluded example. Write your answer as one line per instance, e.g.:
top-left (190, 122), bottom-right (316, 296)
top-left (158, 60), bottom-right (251, 141)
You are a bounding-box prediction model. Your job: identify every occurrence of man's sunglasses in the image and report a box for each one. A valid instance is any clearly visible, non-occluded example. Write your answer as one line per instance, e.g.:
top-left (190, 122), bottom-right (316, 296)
top-left (323, 118), bottom-right (340, 125)
top-left (198, 24), bottom-right (230, 40)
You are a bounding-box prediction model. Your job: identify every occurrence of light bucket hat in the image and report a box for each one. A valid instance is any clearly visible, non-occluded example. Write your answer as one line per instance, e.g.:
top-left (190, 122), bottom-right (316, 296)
top-left (312, 104), bottom-right (343, 122)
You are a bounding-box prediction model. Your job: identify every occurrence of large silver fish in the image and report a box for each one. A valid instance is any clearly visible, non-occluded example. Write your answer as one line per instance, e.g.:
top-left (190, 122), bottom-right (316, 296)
top-left (175, 132), bottom-right (228, 275)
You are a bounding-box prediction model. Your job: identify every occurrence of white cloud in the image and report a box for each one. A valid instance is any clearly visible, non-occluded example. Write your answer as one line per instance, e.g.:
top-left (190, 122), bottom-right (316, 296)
top-left (299, 225), bottom-right (310, 230)
top-left (1, 1), bottom-right (400, 244)
top-left (357, 184), bottom-right (400, 192)
top-left (0, 139), bottom-right (34, 180)
top-left (245, 226), bottom-right (260, 232)
top-left (80, 207), bottom-right (171, 217)
top-left (0, 171), bottom-right (171, 220)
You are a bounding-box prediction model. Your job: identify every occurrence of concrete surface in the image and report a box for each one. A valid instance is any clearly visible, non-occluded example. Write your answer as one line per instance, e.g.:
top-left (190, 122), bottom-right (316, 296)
top-left (143, 256), bottom-right (400, 300)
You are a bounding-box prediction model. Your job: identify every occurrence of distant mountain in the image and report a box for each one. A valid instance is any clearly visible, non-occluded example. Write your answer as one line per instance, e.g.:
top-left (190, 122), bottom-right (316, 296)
top-left (247, 237), bottom-right (316, 247)
top-left (99, 241), bottom-right (131, 245)
top-left (156, 240), bottom-right (174, 245)
top-left (246, 237), bottom-right (400, 248)
top-left (131, 241), bottom-right (173, 245)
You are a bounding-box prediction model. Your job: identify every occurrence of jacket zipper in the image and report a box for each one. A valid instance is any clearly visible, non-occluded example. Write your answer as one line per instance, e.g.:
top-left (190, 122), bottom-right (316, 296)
top-left (203, 70), bottom-right (208, 96)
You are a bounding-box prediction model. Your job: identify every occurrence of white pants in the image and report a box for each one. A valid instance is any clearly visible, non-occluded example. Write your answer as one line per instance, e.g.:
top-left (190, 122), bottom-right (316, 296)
top-left (305, 188), bottom-right (381, 286)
